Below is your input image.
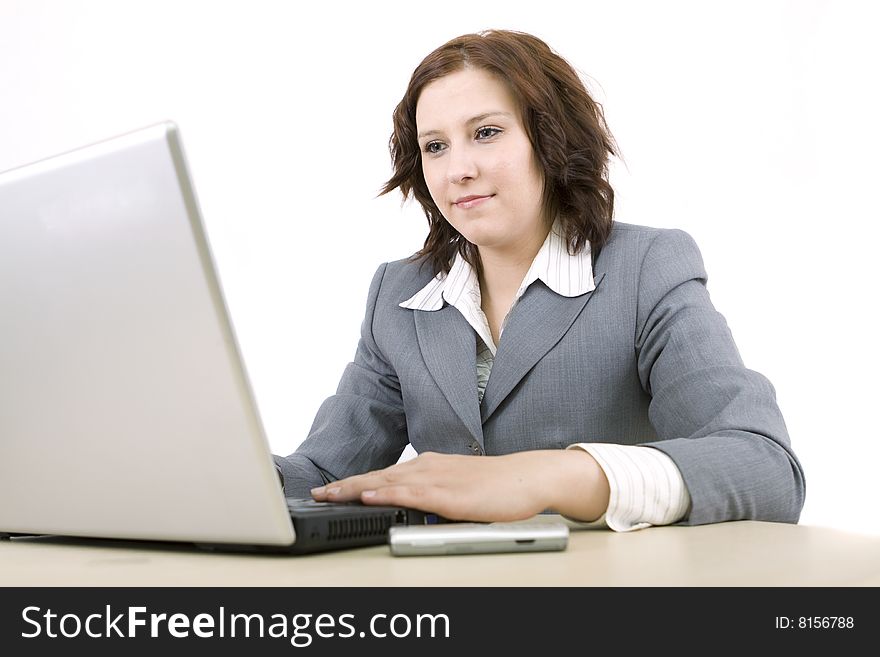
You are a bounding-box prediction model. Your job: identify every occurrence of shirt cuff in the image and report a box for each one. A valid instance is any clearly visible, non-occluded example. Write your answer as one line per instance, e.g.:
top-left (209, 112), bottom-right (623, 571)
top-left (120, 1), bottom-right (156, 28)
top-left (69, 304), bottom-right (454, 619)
top-left (566, 443), bottom-right (691, 532)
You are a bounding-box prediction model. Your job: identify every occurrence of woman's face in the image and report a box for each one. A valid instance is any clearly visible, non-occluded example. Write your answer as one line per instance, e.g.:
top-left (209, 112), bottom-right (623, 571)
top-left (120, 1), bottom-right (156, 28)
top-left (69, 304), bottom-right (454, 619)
top-left (416, 67), bottom-right (547, 258)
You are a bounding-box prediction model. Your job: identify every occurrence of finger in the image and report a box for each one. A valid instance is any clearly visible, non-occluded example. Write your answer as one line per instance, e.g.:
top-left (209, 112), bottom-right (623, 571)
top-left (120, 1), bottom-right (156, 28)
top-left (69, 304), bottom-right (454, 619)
top-left (312, 481), bottom-right (363, 503)
top-left (311, 454), bottom-right (452, 502)
top-left (313, 468), bottom-right (400, 502)
top-left (310, 479), bottom-right (364, 502)
top-left (358, 485), bottom-right (470, 520)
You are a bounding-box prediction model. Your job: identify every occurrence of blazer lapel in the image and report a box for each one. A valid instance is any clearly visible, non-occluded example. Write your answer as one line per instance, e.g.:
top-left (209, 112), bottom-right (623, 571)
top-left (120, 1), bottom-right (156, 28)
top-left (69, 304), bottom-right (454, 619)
top-left (480, 273), bottom-right (606, 424)
top-left (414, 306), bottom-right (484, 447)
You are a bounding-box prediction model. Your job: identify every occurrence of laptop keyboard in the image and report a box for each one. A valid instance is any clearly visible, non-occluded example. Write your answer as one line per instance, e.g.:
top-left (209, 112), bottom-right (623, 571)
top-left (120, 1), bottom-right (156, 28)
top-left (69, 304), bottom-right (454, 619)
top-left (286, 497), bottom-right (335, 508)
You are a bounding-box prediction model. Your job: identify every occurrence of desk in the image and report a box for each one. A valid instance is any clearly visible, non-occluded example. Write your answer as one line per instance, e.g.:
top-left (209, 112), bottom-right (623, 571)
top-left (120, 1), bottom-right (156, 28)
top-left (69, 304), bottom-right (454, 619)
top-left (2, 521), bottom-right (878, 586)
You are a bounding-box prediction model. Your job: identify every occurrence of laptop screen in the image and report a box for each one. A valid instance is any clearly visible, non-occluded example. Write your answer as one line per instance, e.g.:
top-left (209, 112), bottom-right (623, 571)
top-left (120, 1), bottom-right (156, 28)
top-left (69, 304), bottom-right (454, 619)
top-left (0, 123), bottom-right (301, 548)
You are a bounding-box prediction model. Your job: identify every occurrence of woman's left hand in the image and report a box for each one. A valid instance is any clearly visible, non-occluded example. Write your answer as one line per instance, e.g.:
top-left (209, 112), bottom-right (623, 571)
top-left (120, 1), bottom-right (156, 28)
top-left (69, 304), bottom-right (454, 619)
top-left (310, 449), bottom-right (610, 523)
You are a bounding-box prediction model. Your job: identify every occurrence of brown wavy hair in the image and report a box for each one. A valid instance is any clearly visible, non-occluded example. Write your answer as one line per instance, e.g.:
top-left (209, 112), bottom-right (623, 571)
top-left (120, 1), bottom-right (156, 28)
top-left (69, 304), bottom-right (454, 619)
top-left (380, 30), bottom-right (618, 275)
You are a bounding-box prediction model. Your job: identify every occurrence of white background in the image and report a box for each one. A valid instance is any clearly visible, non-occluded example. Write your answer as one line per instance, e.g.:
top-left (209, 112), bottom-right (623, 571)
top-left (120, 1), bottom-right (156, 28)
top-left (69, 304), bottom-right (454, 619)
top-left (2, 0), bottom-right (878, 535)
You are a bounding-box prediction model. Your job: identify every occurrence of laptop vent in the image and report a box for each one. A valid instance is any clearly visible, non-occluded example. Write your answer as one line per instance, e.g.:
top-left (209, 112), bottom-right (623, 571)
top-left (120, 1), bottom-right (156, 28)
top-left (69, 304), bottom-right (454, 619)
top-left (327, 515), bottom-right (393, 541)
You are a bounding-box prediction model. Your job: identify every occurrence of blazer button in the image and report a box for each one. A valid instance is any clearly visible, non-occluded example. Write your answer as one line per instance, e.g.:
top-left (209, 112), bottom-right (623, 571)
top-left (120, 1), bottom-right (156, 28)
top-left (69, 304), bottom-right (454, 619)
top-left (470, 443), bottom-right (482, 455)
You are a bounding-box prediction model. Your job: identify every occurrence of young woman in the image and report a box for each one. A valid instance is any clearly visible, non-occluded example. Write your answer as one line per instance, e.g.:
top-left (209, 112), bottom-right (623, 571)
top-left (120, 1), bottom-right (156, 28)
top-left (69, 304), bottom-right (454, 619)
top-left (274, 30), bottom-right (805, 531)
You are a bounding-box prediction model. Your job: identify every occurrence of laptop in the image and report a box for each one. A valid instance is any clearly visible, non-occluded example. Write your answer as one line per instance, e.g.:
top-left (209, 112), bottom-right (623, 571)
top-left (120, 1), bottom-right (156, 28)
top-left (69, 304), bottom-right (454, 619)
top-left (0, 122), bottom-right (426, 554)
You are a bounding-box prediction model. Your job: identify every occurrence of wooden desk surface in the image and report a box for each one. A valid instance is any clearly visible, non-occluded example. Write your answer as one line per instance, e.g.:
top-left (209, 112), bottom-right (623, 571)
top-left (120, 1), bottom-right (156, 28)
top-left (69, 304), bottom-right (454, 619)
top-left (2, 521), bottom-right (878, 587)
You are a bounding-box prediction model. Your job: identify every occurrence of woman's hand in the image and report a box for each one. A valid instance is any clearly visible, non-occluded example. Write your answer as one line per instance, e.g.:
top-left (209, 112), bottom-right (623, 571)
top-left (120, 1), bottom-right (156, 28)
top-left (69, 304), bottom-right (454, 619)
top-left (310, 449), bottom-right (610, 523)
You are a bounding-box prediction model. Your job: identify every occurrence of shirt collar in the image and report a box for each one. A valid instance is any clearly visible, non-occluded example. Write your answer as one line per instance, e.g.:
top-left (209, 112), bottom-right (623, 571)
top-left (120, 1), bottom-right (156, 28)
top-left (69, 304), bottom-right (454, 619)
top-left (399, 222), bottom-right (595, 312)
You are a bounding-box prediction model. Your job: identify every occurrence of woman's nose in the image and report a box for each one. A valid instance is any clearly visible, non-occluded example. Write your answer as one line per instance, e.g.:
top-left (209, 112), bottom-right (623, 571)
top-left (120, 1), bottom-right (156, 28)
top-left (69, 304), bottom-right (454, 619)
top-left (445, 146), bottom-right (478, 184)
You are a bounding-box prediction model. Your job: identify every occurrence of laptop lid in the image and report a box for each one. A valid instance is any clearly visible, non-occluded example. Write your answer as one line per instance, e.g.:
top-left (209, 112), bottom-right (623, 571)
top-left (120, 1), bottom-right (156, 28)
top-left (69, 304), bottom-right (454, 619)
top-left (0, 122), bottom-right (300, 547)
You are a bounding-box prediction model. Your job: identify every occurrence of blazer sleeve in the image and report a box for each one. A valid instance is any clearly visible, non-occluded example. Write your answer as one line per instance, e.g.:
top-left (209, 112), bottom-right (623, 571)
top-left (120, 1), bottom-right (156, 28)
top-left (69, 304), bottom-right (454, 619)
top-left (635, 229), bottom-right (806, 525)
top-left (273, 263), bottom-right (409, 498)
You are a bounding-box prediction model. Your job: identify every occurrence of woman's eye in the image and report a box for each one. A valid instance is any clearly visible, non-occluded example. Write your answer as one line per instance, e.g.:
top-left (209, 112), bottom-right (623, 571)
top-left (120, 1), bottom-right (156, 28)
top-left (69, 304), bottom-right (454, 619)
top-left (475, 127), bottom-right (501, 140)
top-left (424, 141), bottom-right (445, 154)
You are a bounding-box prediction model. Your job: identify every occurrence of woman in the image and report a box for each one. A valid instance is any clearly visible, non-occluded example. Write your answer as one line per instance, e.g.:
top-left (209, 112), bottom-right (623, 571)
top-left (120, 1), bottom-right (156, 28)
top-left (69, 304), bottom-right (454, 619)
top-left (274, 30), bottom-right (805, 530)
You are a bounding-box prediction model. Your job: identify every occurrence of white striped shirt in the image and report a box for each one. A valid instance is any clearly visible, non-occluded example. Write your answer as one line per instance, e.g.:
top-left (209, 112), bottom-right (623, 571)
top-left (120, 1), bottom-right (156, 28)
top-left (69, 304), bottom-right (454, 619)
top-left (400, 223), bottom-right (691, 531)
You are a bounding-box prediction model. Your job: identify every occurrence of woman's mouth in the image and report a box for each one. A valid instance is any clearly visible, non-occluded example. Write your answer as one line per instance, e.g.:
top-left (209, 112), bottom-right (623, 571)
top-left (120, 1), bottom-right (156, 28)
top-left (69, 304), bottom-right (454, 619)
top-left (453, 194), bottom-right (494, 209)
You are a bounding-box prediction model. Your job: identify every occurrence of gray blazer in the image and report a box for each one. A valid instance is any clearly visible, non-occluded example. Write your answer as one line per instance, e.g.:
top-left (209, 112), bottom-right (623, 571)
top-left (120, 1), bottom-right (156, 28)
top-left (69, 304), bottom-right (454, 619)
top-left (275, 222), bottom-right (806, 525)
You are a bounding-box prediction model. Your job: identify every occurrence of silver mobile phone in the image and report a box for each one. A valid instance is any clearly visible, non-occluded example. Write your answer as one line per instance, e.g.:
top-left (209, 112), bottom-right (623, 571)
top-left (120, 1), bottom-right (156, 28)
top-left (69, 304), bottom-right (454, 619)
top-left (388, 520), bottom-right (569, 556)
